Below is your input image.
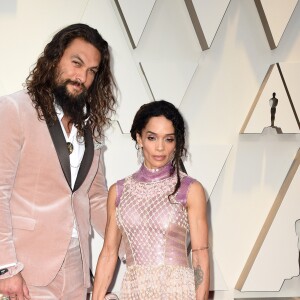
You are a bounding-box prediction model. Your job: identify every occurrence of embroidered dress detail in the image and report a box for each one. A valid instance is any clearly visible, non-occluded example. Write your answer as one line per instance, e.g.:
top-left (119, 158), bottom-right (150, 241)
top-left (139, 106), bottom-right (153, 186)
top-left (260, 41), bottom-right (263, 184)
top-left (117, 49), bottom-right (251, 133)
top-left (116, 162), bottom-right (196, 299)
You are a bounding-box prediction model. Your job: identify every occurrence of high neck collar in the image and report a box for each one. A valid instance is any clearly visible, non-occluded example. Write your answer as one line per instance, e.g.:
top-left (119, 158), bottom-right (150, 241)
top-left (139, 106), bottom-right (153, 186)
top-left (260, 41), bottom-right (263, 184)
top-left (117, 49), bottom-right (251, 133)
top-left (133, 162), bottom-right (174, 182)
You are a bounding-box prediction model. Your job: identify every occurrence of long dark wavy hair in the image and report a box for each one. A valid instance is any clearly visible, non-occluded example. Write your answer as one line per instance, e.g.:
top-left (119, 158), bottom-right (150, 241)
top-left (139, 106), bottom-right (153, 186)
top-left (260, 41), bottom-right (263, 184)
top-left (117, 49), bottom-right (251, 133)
top-left (26, 23), bottom-right (116, 140)
top-left (130, 100), bottom-right (187, 199)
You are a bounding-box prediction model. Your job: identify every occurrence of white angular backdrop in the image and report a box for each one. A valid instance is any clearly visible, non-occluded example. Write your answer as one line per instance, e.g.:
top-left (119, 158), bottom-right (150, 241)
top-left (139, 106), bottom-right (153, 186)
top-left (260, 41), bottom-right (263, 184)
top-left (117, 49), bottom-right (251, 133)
top-left (1, 0), bottom-right (300, 298)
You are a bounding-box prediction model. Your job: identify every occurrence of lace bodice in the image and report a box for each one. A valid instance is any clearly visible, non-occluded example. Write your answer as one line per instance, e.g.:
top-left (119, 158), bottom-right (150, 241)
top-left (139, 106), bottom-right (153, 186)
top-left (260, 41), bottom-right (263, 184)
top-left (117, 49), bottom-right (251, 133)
top-left (116, 163), bottom-right (195, 267)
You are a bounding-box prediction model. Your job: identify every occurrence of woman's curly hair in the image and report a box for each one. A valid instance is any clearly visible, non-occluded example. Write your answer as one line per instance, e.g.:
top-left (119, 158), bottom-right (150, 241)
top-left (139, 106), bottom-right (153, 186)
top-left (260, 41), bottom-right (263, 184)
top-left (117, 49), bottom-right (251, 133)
top-left (130, 100), bottom-right (187, 199)
top-left (26, 23), bottom-right (116, 140)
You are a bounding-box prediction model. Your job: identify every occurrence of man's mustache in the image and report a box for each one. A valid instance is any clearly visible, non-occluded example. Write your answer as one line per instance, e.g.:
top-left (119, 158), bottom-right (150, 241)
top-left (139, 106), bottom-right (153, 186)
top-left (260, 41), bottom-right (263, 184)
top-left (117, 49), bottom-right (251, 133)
top-left (64, 79), bottom-right (87, 92)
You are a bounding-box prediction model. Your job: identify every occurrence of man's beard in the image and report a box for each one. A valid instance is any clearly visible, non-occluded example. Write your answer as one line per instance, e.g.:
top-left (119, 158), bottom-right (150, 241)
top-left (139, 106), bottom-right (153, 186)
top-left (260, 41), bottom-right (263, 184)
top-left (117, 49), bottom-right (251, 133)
top-left (53, 80), bottom-right (90, 126)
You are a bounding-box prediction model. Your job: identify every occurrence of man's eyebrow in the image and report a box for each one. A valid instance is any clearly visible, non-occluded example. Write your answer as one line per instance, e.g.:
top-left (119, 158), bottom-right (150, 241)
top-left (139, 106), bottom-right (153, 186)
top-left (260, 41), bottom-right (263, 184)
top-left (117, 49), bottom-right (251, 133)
top-left (72, 54), bottom-right (84, 64)
top-left (72, 54), bottom-right (99, 71)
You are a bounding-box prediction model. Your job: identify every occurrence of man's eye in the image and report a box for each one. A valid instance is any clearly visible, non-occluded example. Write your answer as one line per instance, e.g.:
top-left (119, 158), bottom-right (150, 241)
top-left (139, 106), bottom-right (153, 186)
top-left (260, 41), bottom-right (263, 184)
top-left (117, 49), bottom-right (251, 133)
top-left (89, 69), bottom-right (97, 75)
top-left (73, 61), bottom-right (81, 66)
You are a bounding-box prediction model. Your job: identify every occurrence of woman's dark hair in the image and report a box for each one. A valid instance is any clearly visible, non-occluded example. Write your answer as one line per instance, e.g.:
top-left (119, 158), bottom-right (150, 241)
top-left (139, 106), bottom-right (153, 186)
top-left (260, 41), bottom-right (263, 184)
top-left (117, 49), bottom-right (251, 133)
top-left (26, 23), bottom-right (116, 140)
top-left (130, 100), bottom-right (187, 199)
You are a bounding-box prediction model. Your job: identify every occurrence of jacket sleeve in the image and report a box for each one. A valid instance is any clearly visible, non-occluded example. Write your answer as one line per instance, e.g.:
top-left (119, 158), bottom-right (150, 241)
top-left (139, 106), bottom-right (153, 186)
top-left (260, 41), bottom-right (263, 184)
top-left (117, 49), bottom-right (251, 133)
top-left (0, 95), bottom-right (24, 272)
top-left (88, 148), bottom-right (108, 238)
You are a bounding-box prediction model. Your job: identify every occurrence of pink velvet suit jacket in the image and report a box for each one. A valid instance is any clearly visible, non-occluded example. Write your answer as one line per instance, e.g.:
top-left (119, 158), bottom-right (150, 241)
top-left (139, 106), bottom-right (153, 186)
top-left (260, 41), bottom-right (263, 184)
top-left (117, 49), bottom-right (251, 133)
top-left (0, 90), bottom-right (108, 287)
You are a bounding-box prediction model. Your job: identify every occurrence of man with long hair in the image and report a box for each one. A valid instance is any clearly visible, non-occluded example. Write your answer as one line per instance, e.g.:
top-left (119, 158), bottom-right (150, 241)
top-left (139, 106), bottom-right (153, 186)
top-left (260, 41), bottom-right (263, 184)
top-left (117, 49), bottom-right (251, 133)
top-left (0, 23), bottom-right (116, 299)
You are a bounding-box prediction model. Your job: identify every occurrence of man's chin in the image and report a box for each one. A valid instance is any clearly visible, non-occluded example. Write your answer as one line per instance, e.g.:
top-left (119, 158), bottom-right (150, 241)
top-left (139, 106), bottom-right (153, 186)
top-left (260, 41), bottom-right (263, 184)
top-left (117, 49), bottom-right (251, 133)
top-left (66, 90), bottom-right (85, 101)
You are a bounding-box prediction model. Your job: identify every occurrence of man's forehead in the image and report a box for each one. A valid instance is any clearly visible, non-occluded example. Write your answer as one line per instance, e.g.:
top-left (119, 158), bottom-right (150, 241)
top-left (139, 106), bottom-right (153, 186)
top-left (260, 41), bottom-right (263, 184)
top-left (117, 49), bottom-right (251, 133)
top-left (63, 38), bottom-right (101, 65)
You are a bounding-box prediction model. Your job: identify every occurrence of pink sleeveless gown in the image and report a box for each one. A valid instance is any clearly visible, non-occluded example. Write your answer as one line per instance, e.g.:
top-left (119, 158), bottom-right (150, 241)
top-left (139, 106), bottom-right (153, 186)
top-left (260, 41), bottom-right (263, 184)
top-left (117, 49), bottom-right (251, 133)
top-left (116, 163), bottom-right (196, 299)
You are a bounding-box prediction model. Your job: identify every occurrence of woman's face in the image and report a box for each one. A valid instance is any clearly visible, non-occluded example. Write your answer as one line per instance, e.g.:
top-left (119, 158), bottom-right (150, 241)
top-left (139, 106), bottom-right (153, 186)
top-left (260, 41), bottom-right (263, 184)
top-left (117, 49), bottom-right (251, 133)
top-left (137, 116), bottom-right (176, 169)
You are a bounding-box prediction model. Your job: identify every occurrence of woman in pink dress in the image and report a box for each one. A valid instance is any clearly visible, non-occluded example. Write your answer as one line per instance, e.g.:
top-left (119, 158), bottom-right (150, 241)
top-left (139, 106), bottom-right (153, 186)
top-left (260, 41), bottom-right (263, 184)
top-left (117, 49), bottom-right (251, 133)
top-left (93, 100), bottom-right (209, 300)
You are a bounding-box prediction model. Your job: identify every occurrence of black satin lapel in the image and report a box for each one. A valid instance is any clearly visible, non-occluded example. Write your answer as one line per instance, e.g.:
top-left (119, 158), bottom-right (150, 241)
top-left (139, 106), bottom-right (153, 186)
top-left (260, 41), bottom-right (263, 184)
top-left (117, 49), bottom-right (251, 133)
top-left (46, 120), bottom-right (72, 190)
top-left (73, 128), bottom-right (94, 192)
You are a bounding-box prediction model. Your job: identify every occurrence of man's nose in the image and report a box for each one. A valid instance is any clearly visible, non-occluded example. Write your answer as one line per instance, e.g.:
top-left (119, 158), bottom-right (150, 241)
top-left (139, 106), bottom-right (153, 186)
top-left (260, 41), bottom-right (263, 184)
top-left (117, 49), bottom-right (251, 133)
top-left (75, 69), bottom-right (87, 84)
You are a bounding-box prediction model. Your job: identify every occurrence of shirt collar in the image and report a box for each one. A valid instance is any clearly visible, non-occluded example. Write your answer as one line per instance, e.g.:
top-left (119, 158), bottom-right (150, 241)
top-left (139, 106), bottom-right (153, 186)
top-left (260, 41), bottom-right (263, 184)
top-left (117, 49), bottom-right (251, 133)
top-left (54, 102), bottom-right (64, 121)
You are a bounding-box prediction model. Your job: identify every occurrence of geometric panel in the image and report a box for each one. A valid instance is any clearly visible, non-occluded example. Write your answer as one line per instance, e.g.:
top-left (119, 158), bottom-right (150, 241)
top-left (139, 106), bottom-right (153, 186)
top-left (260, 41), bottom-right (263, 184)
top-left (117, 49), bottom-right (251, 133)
top-left (210, 134), bottom-right (300, 292)
top-left (130, 0), bottom-right (202, 108)
top-left (184, 0), bottom-right (231, 50)
top-left (114, 0), bottom-right (156, 48)
top-left (238, 149), bottom-right (300, 291)
top-left (281, 233), bottom-right (300, 297)
top-left (280, 62), bottom-right (300, 127)
top-left (184, 144), bottom-right (232, 197)
top-left (255, 0), bottom-right (298, 49)
top-left (209, 250), bottom-right (228, 291)
top-left (103, 121), bottom-right (139, 187)
top-left (0, 0), bottom-right (89, 94)
top-left (240, 64), bottom-right (275, 134)
top-left (242, 63), bottom-right (300, 134)
top-left (82, 0), bottom-right (150, 133)
top-left (0, 0), bottom-right (17, 13)
top-left (140, 61), bottom-right (198, 107)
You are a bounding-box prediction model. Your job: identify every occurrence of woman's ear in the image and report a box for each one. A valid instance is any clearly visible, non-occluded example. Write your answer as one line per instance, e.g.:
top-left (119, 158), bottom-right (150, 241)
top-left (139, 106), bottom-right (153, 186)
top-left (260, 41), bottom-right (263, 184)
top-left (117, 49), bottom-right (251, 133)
top-left (136, 133), bottom-right (142, 147)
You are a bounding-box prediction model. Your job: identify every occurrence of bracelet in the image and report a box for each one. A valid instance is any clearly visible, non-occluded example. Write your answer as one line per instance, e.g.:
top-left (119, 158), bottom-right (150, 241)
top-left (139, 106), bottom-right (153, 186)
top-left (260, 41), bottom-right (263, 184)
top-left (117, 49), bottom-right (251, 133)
top-left (0, 268), bottom-right (8, 276)
top-left (191, 246), bottom-right (209, 252)
top-left (0, 263), bottom-right (24, 279)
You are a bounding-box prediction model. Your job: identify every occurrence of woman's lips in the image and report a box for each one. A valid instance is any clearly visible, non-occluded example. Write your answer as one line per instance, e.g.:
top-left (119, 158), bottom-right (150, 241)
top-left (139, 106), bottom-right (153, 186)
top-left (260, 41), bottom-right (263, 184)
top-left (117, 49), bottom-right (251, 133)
top-left (152, 155), bottom-right (166, 161)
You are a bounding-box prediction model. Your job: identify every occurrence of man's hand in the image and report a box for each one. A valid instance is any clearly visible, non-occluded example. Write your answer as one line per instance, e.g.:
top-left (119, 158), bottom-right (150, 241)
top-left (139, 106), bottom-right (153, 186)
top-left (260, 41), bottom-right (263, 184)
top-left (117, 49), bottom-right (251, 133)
top-left (0, 273), bottom-right (30, 300)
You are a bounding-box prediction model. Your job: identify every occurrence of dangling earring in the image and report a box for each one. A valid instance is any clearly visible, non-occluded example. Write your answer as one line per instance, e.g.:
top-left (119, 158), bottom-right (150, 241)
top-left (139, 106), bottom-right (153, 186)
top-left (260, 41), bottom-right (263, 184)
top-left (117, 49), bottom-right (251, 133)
top-left (137, 145), bottom-right (144, 164)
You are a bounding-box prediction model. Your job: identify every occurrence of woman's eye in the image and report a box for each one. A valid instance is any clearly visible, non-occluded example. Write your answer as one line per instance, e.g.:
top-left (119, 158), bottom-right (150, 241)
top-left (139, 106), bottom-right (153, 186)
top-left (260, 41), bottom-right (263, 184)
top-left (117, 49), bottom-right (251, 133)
top-left (73, 61), bottom-right (81, 67)
top-left (166, 137), bottom-right (175, 143)
top-left (147, 136), bottom-right (155, 141)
